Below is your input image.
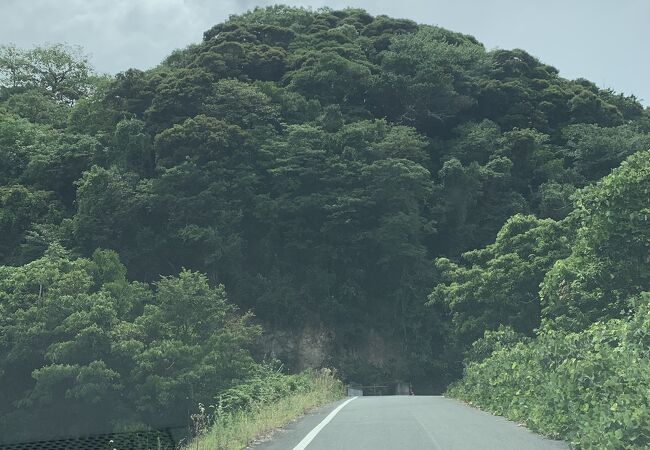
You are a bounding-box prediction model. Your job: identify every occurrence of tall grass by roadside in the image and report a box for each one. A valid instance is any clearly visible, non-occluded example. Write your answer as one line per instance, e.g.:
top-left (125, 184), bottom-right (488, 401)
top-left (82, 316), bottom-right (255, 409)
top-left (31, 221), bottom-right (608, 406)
top-left (184, 368), bottom-right (344, 450)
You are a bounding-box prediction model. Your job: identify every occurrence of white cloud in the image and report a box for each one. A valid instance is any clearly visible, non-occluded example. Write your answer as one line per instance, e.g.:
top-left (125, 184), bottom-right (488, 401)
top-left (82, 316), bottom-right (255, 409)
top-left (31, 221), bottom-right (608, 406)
top-left (1, 0), bottom-right (648, 103)
top-left (1, 0), bottom-right (238, 73)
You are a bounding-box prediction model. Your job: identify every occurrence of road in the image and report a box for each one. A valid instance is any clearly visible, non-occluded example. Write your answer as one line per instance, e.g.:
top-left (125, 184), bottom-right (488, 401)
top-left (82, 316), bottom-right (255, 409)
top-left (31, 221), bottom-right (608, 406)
top-left (252, 396), bottom-right (568, 450)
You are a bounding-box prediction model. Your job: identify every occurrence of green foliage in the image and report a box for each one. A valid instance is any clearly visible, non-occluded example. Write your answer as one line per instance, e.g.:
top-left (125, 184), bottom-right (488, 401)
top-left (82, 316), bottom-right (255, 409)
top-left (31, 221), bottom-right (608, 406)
top-left (1, 8), bottom-right (649, 441)
top-left (215, 366), bottom-right (322, 414)
top-left (541, 150), bottom-right (650, 331)
top-left (449, 151), bottom-right (650, 447)
top-left (430, 214), bottom-right (572, 367)
top-left (0, 113), bottom-right (42, 185)
top-left (186, 368), bottom-right (344, 450)
top-left (463, 325), bottom-right (528, 365)
top-left (373, 26), bottom-right (487, 132)
top-left (153, 114), bottom-right (246, 168)
top-left (0, 249), bottom-right (260, 443)
top-left (4, 91), bottom-right (69, 127)
top-left (0, 184), bottom-right (62, 265)
top-left (563, 123), bottom-right (650, 181)
top-left (0, 43), bottom-right (94, 104)
top-left (200, 79), bottom-right (280, 128)
top-left (289, 51), bottom-right (372, 105)
top-left (72, 166), bottom-right (152, 267)
top-left (449, 294), bottom-right (650, 448)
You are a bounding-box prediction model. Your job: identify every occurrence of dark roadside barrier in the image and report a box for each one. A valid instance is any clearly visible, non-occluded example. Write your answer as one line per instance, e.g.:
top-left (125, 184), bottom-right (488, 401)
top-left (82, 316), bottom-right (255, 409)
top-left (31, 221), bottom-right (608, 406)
top-left (346, 381), bottom-right (415, 396)
top-left (0, 428), bottom-right (184, 450)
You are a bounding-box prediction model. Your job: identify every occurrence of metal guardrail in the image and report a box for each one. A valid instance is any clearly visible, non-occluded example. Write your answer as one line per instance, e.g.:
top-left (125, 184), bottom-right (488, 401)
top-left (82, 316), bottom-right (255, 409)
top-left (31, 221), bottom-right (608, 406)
top-left (347, 386), bottom-right (363, 397)
top-left (346, 381), bottom-right (414, 397)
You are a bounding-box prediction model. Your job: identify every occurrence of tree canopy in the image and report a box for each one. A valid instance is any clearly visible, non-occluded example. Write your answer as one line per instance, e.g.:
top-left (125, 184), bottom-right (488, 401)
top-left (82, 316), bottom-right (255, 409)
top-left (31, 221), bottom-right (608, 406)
top-left (0, 6), bottom-right (648, 442)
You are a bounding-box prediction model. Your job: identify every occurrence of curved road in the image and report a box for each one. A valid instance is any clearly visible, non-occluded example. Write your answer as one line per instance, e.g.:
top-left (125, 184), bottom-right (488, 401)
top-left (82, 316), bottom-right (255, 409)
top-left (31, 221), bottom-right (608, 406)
top-left (252, 396), bottom-right (568, 450)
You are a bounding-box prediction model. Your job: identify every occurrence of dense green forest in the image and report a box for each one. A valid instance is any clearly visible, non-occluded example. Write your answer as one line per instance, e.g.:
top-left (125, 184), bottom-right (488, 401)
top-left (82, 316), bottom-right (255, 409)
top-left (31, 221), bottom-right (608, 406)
top-left (0, 6), bottom-right (648, 445)
top-left (449, 150), bottom-right (650, 447)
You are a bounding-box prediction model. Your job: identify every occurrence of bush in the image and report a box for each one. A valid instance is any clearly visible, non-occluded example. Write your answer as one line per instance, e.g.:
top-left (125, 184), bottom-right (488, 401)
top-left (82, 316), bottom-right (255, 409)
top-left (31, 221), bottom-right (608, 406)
top-left (215, 365), bottom-right (315, 414)
top-left (463, 325), bottom-right (528, 365)
top-left (448, 293), bottom-right (650, 449)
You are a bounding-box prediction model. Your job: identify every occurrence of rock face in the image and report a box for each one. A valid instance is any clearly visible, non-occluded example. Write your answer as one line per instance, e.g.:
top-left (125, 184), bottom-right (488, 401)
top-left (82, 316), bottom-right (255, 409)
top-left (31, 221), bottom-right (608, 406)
top-left (362, 329), bottom-right (404, 368)
top-left (259, 324), bottom-right (335, 371)
top-left (258, 323), bottom-right (408, 383)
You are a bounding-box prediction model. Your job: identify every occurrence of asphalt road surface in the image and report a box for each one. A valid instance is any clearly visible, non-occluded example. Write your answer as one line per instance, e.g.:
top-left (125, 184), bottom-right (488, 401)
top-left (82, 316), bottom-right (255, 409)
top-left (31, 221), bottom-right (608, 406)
top-left (252, 396), bottom-right (568, 450)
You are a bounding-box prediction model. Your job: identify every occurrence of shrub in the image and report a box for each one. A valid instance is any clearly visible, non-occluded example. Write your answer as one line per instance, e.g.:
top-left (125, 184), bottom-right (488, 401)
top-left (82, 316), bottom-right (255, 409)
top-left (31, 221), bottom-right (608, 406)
top-left (449, 293), bottom-right (650, 448)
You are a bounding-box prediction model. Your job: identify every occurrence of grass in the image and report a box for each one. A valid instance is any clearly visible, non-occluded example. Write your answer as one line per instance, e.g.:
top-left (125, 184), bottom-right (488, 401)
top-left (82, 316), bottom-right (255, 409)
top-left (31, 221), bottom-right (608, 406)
top-left (184, 370), bottom-right (344, 450)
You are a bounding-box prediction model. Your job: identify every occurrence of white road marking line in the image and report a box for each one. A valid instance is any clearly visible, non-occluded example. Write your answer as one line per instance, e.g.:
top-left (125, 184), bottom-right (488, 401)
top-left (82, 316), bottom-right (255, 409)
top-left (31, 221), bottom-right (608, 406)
top-left (292, 396), bottom-right (358, 450)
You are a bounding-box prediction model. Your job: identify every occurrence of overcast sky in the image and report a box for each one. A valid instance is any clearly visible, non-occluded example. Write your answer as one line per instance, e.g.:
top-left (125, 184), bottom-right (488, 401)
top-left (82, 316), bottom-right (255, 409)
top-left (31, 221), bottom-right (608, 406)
top-left (2, 0), bottom-right (648, 104)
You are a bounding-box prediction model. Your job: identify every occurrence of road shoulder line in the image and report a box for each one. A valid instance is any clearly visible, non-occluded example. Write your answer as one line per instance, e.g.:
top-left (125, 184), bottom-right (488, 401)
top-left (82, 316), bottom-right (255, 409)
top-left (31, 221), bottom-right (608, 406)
top-left (291, 396), bottom-right (358, 450)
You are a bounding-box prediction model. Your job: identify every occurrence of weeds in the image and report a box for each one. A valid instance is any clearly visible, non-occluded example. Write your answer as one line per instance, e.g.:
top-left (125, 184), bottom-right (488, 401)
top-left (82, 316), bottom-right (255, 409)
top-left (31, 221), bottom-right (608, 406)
top-left (184, 368), bottom-right (344, 450)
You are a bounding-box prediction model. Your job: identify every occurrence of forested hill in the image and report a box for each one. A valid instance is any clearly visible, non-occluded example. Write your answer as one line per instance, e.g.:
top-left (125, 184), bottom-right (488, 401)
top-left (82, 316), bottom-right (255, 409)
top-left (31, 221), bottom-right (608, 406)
top-left (1, 6), bottom-right (649, 443)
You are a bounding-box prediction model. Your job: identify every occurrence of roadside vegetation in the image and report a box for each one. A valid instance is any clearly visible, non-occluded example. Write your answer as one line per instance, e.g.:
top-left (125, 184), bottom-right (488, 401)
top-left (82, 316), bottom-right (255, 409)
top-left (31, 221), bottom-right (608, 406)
top-left (447, 151), bottom-right (650, 448)
top-left (184, 368), bottom-right (344, 450)
top-left (0, 5), bottom-right (648, 446)
top-left (0, 249), bottom-right (263, 443)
